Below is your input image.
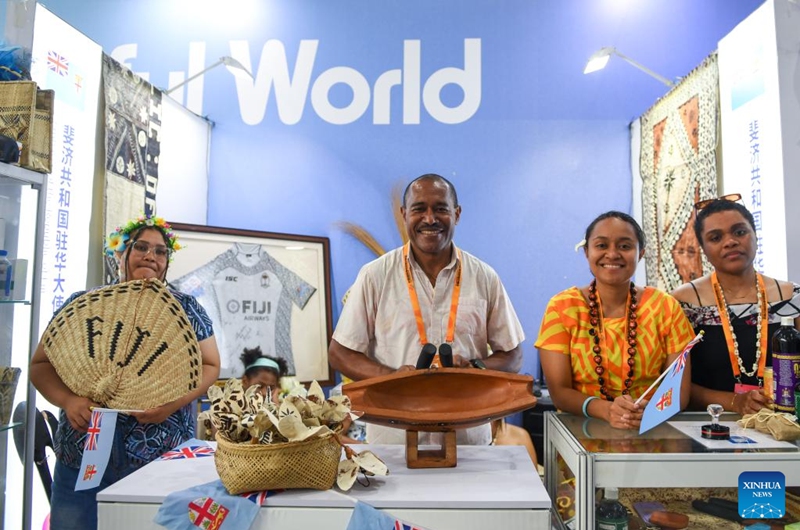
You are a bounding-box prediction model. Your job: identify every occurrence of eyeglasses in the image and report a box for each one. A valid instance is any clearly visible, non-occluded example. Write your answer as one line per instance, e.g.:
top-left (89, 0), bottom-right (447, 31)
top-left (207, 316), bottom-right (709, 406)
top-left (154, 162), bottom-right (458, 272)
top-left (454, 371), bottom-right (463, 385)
top-left (694, 193), bottom-right (742, 211)
top-left (131, 240), bottom-right (172, 259)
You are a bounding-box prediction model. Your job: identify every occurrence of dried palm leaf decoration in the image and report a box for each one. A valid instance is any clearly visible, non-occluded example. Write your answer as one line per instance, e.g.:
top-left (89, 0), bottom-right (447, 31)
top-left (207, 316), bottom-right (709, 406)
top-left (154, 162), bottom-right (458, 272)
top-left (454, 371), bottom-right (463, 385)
top-left (334, 181), bottom-right (408, 260)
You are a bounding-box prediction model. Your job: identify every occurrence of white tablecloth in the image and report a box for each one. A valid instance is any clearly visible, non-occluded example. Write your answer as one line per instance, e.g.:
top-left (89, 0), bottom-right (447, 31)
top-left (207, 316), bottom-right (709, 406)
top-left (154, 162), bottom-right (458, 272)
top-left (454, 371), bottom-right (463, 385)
top-left (97, 443), bottom-right (551, 529)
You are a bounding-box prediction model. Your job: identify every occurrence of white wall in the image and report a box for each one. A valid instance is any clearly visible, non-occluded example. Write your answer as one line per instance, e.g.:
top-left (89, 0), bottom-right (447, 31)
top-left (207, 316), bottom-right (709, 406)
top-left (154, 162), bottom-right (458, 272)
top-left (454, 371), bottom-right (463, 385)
top-left (157, 95), bottom-right (211, 224)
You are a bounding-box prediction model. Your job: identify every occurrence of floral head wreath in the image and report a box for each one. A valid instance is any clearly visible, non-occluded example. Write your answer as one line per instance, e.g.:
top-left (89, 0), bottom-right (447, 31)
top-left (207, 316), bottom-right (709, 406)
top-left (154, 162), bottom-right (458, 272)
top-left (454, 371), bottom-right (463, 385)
top-left (105, 214), bottom-right (182, 261)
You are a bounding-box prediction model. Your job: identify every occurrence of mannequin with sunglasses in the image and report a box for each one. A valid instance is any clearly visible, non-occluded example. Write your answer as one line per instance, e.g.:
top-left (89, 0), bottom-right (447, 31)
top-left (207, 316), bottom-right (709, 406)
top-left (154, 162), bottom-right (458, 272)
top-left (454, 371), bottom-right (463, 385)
top-left (671, 197), bottom-right (800, 416)
top-left (30, 215), bottom-right (221, 530)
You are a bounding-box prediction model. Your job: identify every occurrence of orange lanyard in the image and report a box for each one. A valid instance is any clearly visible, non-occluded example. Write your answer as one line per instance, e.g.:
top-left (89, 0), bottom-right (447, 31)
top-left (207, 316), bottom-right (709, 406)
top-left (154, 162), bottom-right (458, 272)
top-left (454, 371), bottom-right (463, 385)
top-left (710, 271), bottom-right (769, 381)
top-left (402, 243), bottom-right (462, 346)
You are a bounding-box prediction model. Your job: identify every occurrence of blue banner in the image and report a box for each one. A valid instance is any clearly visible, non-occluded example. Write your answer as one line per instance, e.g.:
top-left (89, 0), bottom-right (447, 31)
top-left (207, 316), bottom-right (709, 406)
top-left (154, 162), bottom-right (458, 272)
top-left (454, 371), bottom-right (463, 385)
top-left (346, 502), bottom-right (428, 530)
top-left (154, 479), bottom-right (260, 530)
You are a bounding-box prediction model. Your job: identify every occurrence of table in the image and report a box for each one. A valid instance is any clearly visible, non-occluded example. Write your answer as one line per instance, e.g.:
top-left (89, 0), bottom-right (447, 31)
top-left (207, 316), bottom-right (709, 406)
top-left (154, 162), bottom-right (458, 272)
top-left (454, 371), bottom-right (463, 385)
top-left (97, 444), bottom-right (551, 529)
top-left (544, 411), bottom-right (800, 530)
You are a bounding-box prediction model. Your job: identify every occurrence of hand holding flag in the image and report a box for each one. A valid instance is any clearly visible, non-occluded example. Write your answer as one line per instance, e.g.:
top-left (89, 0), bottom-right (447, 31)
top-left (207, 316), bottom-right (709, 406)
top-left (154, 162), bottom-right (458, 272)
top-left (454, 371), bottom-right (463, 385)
top-left (638, 331), bottom-right (704, 435)
top-left (75, 409), bottom-right (118, 491)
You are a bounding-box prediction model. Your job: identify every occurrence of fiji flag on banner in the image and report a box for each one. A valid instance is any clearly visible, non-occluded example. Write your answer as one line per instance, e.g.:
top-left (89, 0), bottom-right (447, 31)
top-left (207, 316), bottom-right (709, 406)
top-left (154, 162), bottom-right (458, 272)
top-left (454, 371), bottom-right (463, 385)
top-left (639, 332), bottom-right (704, 434)
top-left (47, 50), bottom-right (69, 76)
top-left (154, 480), bottom-right (259, 530)
top-left (43, 49), bottom-right (86, 111)
top-left (346, 502), bottom-right (430, 530)
top-left (75, 409), bottom-right (118, 491)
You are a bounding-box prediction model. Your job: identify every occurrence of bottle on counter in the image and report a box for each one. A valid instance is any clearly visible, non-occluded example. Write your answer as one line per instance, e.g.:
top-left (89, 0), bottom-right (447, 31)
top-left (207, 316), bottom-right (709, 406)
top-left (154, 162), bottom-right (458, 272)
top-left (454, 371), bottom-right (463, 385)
top-left (0, 250), bottom-right (12, 301)
top-left (596, 488), bottom-right (628, 530)
top-left (772, 317), bottom-right (800, 413)
top-left (763, 366), bottom-right (774, 404)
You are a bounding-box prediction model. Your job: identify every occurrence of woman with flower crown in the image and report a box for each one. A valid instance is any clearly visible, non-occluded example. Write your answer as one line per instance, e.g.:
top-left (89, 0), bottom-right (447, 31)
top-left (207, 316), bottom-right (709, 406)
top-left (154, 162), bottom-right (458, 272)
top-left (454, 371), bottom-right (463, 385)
top-left (671, 196), bottom-right (800, 416)
top-left (535, 211), bottom-right (694, 429)
top-left (30, 215), bottom-right (220, 530)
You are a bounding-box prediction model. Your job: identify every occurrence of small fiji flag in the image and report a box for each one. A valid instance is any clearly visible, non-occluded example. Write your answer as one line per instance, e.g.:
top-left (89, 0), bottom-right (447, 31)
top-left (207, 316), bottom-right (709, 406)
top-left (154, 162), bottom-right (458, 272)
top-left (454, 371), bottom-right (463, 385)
top-left (639, 332), bottom-right (704, 435)
top-left (346, 502), bottom-right (430, 530)
top-left (47, 50), bottom-right (69, 77)
top-left (84, 410), bottom-right (102, 451)
top-left (75, 409), bottom-right (118, 491)
top-left (654, 389), bottom-right (673, 411)
top-left (239, 490), bottom-right (269, 505)
top-left (158, 438), bottom-right (215, 461)
top-left (159, 446), bottom-right (215, 460)
top-left (188, 496), bottom-right (229, 529)
top-left (154, 479), bottom-right (260, 530)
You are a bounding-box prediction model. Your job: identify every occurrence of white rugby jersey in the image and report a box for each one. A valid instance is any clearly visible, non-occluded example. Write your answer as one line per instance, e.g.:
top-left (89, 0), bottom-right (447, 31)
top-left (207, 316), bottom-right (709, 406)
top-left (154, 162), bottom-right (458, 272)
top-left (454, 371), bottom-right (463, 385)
top-left (172, 243), bottom-right (316, 375)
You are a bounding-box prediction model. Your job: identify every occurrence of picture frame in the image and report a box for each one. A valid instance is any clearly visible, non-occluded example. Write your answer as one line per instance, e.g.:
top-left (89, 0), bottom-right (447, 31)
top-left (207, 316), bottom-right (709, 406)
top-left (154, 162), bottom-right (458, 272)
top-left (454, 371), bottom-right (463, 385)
top-left (166, 222), bottom-right (334, 386)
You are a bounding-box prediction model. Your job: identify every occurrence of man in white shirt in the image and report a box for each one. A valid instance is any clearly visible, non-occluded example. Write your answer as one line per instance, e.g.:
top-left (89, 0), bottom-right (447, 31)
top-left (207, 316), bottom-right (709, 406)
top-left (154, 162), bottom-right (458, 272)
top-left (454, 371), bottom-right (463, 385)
top-left (329, 173), bottom-right (525, 444)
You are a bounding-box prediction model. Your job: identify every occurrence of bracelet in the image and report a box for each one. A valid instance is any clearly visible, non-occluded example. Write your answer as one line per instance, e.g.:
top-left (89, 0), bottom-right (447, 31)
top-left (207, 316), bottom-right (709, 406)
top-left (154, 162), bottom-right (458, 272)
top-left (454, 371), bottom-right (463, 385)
top-left (730, 392), bottom-right (737, 412)
top-left (582, 396), bottom-right (598, 418)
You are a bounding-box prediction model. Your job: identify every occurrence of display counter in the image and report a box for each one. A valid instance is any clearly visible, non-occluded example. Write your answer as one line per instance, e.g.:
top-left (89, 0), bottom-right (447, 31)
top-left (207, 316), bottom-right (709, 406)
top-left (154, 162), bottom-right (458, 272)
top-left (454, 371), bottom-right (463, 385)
top-left (544, 411), bottom-right (800, 530)
top-left (97, 443), bottom-right (551, 530)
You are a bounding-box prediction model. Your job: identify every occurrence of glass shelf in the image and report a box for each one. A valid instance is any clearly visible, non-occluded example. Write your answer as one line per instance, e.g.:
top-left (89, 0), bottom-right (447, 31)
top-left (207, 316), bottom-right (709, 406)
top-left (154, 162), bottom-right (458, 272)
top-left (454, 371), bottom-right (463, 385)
top-left (0, 422), bottom-right (22, 433)
top-left (1, 160), bottom-right (47, 530)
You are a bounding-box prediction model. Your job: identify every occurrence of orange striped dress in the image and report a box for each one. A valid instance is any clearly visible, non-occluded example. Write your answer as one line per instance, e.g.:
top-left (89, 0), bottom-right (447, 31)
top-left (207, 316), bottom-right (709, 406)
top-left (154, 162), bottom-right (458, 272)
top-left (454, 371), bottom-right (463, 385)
top-left (534, 286), bottom-right (694, 400)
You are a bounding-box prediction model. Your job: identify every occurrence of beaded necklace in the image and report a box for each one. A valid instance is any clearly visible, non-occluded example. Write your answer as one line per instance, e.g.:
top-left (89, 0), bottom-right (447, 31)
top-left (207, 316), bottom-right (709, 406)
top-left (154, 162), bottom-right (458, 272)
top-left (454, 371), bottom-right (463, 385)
top-left (710, 271), bottom-right (769, 383)
top-left (587, 279), bottom-right (638, 401)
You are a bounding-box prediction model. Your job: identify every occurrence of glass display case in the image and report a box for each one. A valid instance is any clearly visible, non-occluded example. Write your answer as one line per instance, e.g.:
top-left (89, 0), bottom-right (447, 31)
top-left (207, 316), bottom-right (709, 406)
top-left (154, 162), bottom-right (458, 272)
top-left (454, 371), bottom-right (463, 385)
top-left (545, 411), bottom-right (800, 529)
top-left (0, 162), bottom-right (47, 530)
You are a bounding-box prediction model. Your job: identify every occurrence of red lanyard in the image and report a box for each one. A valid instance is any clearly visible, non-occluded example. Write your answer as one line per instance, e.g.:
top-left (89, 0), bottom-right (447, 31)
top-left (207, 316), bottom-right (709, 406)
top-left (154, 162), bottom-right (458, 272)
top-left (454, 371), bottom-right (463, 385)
top-left (710, 271), bottom-right (769, 381)
top-left (402, 243), bottom-right (462, 345)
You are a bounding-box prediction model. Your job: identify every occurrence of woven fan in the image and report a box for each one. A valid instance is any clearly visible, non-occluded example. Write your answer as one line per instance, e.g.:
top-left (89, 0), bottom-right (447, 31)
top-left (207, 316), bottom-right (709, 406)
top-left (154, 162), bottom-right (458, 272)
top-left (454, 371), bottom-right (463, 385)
top-left (41, 279), bottom-right (203, 410)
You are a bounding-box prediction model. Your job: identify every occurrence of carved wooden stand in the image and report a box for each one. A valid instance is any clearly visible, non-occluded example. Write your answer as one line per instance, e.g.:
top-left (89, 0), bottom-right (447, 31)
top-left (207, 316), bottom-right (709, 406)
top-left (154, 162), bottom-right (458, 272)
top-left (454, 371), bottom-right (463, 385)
top-left (405, 430), bottom-right (457, 468)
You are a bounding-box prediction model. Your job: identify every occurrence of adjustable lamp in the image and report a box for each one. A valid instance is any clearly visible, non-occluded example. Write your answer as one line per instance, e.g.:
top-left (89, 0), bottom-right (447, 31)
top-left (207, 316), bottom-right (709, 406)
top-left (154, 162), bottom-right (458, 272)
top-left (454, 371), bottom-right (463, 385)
top-left (165, 56), bottom-right (253, 94)
top-left (583, 46), bottom-right (674, 87)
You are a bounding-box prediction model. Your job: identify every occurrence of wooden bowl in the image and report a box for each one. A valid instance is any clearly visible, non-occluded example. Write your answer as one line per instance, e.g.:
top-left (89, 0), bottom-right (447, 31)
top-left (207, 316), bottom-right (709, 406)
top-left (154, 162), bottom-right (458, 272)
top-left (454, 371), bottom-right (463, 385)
top-left (343, 368), bottom-right (537, 431)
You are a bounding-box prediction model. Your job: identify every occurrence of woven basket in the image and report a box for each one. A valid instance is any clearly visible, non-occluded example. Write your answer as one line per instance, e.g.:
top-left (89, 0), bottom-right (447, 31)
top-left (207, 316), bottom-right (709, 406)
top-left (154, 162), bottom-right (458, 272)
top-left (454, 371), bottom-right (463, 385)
top-left (0, 367), bottom-right (21, 425)
top-left (0, 81), bottom-right (53, 173)
top-left (215, 433), bottom-right (342, 494)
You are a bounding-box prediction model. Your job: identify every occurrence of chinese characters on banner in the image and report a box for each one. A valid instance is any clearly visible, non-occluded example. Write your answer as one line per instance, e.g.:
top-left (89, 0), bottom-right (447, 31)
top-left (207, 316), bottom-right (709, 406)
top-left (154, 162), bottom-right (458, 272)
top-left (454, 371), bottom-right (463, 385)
top-left (748, 120), bottom-right (764, 273)
top-left (52, 125), bottom-right (75, 314)
top-left (31, 5), bottom-right (102, 329)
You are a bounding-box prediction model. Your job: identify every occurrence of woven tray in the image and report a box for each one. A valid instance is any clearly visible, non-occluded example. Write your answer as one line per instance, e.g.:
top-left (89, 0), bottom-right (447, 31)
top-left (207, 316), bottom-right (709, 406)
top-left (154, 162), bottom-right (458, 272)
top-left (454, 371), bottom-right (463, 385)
top-left (215, 433), bottom-right (342, 494)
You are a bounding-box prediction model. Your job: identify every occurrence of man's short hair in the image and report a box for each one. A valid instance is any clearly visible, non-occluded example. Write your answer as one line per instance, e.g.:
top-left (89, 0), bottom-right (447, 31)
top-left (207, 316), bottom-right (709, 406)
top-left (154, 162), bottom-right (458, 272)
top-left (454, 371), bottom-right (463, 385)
top-left (402, 174), bottom-right (459, 208)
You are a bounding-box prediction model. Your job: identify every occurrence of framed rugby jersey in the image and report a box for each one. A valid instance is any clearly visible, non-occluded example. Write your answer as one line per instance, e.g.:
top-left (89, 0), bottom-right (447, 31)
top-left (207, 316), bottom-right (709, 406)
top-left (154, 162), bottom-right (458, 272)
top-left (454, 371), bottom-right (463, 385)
top-left (167, 223), bottom-right (333, 385)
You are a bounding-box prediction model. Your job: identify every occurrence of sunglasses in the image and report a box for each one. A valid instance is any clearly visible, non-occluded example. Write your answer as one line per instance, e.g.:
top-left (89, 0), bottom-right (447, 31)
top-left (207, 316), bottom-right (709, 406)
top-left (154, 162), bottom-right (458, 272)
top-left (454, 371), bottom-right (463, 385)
top-left (131, 240), bottom-right (172, 259)
top-left (693, 193), bottom-right (742, 211)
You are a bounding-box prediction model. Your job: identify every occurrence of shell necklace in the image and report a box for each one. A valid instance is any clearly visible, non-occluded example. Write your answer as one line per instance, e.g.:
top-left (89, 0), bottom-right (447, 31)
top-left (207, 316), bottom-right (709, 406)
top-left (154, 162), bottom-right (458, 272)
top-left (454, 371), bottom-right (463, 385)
top-left (710, 271), bottom-right (769, 382)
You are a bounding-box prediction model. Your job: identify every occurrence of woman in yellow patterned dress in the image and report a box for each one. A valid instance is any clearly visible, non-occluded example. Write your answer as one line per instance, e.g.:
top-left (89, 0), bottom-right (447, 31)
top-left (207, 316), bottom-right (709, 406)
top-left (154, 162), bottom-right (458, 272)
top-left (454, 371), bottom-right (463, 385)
top-left (535, 211), bottom-right (694, 430)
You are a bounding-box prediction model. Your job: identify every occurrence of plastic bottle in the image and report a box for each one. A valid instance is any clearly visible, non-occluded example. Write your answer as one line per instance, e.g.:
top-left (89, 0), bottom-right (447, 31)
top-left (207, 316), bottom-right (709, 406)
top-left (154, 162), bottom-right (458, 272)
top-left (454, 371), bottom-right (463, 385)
top-left (0, 250), bottom-right (12, 301)
top-left (596, 488), bottom-right (628, 530)
top-left (763, 366), bottom-right (774, 402)
top-left (771, 316), bottom-right (800, 413)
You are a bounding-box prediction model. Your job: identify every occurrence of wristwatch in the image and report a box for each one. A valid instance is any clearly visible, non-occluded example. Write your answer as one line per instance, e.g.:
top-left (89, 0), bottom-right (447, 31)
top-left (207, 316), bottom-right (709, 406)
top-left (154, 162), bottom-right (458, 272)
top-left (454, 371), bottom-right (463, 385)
top-left (469, 358), bottom-right (487, 370)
